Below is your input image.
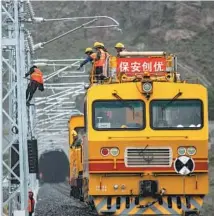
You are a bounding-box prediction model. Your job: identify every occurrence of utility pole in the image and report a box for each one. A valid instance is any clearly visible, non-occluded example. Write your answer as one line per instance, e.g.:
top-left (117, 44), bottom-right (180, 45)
top-left (1, 1), bottom-right (29, 215)
top-left (0, 0), bottom-right (3, 215)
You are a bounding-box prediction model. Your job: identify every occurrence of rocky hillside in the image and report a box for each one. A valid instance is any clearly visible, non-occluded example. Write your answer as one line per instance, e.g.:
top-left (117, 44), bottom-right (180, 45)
top-left (31, 1), bottom-right (214, 85)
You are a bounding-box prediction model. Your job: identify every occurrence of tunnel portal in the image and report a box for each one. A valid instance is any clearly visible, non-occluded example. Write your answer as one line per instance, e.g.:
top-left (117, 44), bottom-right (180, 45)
top-left (39, 150), bottom-right (69, 183)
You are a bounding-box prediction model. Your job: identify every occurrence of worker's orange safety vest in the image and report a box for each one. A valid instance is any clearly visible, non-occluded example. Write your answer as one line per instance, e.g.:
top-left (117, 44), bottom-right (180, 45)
top-left (28, 198), bottom-right (35, 213)
top-left (30, 68), bottom-right (44, 84)
top-left (94, 49), bottom-right (106, 67)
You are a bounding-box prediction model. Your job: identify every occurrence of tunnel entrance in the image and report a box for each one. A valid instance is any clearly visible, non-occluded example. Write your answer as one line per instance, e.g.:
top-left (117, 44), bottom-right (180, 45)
top-left (39, 150), bottom-right (69, 183)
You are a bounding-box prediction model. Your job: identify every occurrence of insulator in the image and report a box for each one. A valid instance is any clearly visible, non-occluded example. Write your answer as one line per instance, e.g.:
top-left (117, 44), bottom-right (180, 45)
top-left (26, 0), bottom-right (35, 20)
top-left (24, 30), bottom-right (34, 55)
top-left (33, 17), bottom-right (45, 23)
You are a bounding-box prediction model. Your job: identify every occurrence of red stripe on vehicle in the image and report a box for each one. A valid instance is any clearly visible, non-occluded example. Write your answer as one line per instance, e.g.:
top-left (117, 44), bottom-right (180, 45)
top-left (89, 162), bottom-right (208, 172)
top-left (89, 158), bottom-right (207, 162)
top-left (89, 159), bottom-right (124, 162)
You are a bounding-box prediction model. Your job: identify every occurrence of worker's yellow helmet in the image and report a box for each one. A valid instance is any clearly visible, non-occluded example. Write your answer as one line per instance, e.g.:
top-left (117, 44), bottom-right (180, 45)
top-left (93, 42), bottom-right (104, 48)
top-left (93, 42), bottom-right (101, 48)
top-left (85, 47), bottom-right (93, 53)
top-left (99, 42), bottom-right (105, 47)
top-left (72, 130), bottom-right (77, 137)
top-left (115, 42), bottom-right (125, 48)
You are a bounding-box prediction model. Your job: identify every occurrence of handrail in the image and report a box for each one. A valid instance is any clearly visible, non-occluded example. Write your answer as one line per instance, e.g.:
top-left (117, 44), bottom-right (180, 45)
top-left (120, 51), bottom-right (166, 57)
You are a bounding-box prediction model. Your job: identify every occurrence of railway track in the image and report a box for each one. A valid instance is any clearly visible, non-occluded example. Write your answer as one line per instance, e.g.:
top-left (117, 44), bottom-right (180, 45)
top-left (51, 182), bottom-right (71, 198)
top-left (35, 183), bottom-right (96, 216)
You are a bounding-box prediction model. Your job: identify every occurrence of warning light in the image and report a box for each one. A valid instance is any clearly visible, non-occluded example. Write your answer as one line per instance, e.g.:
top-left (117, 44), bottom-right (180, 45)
top-left (100, 148), bottom-right (110, 156)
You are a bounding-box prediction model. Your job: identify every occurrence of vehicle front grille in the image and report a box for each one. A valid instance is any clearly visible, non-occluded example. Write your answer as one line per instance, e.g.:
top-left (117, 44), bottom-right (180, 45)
top-left (125, 147), bottom-right (172, 167)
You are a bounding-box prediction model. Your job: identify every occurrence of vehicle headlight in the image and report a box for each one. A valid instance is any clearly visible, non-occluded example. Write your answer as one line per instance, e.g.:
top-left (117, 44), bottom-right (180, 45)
top-left (142, 82), bottom-right (152, 93)
top-left (110, 147), bottom-right (119, 157)
top-left (113, 184), bottom-right (119, 190)
top-left (177, 147), bottom-right (186, 156)
top-left (187, 147), bottom-right (196, 156)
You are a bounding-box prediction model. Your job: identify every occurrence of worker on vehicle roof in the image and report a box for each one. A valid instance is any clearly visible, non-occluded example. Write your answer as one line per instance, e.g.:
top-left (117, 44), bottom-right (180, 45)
top-left (98, 42), bottom-right (110, 55)
top-left (77, 47), bottom-right (96, 70)
top-left (93, 42), bottom-right (109, 82)
top-left (25, 65), bottom-right (44, 106)
top-left (115, 42), bottom-right (126, 57)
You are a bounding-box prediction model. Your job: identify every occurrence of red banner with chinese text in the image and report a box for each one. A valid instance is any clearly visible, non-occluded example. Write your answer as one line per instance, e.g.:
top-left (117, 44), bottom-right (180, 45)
top-left (117, 57), bottom-right (167, 76)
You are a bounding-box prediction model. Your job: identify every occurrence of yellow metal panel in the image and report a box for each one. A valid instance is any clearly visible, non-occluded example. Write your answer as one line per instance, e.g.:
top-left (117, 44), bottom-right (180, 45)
top-left (85, 77), bottom-right (208, 214)
top-left (76, 148), bottom-right (83, 172)
top-left (69, 147), bottom-right (76, 182)
top-left (68, 115), bottom-right (84, 182)
top-left (89, 174), bottom-right (208, 195)
top-left (88, 140), bottom-right (208, 163)
top-left (87, 82), bottom-right (208, 142)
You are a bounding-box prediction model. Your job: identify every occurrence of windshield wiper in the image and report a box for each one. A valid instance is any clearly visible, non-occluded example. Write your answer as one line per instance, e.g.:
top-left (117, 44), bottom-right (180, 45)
top-left (112, 91), bottom-right (135, 119)
top-left (162, 91), bottom-right (183, 110)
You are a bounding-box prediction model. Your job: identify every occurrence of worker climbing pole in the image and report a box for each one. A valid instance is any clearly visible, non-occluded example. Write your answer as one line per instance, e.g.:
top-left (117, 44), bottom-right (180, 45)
top-left (25, 65), bottom-right (44, 106)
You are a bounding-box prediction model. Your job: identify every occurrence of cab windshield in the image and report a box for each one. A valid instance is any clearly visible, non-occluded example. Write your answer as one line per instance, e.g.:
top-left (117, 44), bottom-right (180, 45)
top-left (151, 99), bottom-right (203, 129)
top-left (93, 100), bottom-right (145, 130)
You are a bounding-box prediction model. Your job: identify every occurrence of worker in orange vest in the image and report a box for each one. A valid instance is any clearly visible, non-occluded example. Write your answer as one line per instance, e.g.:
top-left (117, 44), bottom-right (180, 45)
top-left (25, 65), bottom-right (44, 106)
top-left (93, 42), bottom-right (108, 82)
top-left (100, 43), bottom-right (111, 78)
top-left (77, 47), bottom-right (96, 70)
top-left (28, 191), bottom-right (35, 216)
top-left (99, 43), bottom-right (110, 56)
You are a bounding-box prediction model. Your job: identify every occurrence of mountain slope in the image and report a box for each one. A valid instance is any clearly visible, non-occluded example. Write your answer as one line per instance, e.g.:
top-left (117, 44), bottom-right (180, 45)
top-left (30, 1), bottom-right (214, 116)
top-left (31, 1), bottom-right (214, 85)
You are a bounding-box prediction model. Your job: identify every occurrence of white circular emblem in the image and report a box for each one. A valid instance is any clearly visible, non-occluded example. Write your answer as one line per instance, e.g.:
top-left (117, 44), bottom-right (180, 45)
top-left (173, 156), bottom-right (195, 175)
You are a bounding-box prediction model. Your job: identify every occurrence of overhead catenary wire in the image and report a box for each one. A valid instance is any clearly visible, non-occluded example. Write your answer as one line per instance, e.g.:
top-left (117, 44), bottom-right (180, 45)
top-left (33, 19), bottom-right (97, 51)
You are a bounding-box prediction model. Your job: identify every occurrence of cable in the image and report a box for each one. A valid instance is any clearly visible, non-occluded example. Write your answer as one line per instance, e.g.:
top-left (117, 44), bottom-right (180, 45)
top-left (137, 188), bottom-right (166, 209)
top-left (135, 82), bottom-right (143, 94)
top-left (27, 107), bottom-right (33, 139)
top-left (138, 199), bottom-right (158, 209)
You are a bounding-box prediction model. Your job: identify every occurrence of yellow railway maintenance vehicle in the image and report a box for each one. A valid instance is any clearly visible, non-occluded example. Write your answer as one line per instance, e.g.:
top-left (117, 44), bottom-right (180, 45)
top-left (68, 114), bottom-right (85, 200)
top-left (81, 51), bottom-right (209, 216)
